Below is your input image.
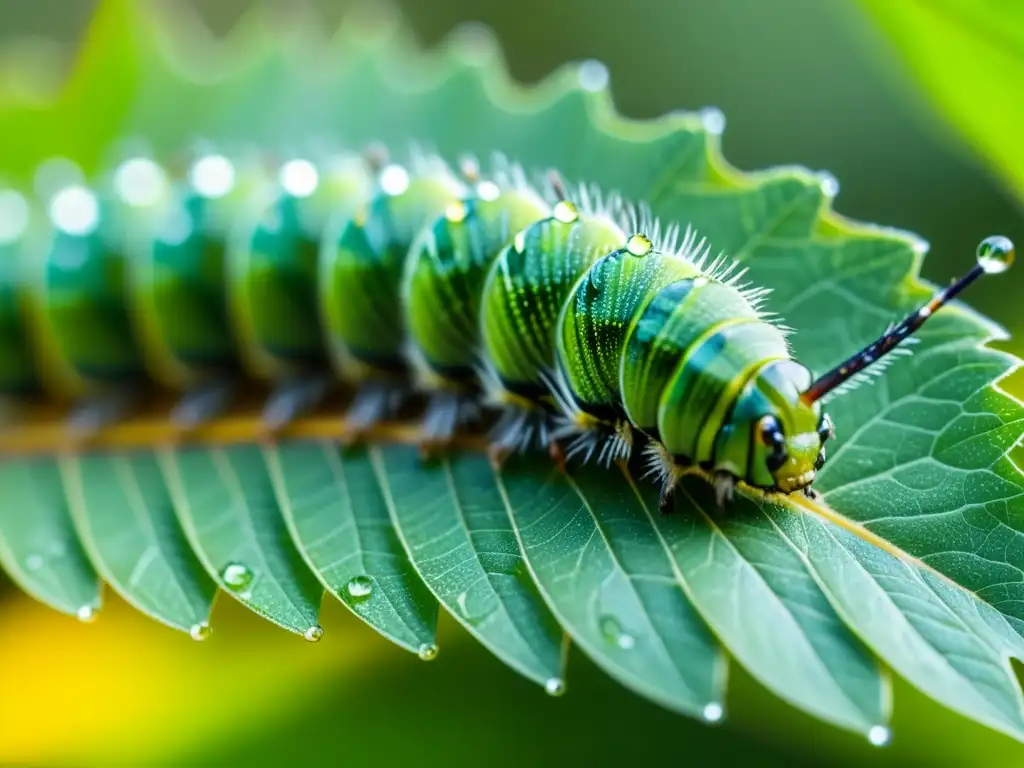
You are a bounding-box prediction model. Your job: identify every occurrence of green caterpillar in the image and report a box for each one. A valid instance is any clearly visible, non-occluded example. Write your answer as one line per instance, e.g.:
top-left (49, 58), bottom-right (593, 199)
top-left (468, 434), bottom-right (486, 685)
top-left (0, 145), bottom-right (1014, 507)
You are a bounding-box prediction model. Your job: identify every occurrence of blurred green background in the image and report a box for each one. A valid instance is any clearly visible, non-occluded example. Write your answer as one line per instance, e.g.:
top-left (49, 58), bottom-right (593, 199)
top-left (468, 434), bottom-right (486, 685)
top-left (0, 1), bottom-right (1021, 766)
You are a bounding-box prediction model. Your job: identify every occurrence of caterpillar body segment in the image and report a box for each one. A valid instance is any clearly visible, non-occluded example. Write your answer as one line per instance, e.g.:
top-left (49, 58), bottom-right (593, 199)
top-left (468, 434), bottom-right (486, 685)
top-left (21, 180), bottom-right (154, 406)
top-left (401, 160), bottom-right (552, 447)
top-left (0, 145), bottom-right (1012, 507)
top-left (479, 195), bottom-right (628, 457)
top-left (127, 169), bottom-right (243, 393)
top-left (554, 233), bottom-right (701, 464)
top-left (403, 162), bottom-right (550, 390)
top-left (320, 157), bottom-right (467, 433)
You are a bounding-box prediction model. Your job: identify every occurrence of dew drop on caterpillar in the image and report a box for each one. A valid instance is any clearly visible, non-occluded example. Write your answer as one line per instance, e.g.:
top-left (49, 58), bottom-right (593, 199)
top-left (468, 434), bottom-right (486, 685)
top-left (0, 144), bottom-right (1013, 507)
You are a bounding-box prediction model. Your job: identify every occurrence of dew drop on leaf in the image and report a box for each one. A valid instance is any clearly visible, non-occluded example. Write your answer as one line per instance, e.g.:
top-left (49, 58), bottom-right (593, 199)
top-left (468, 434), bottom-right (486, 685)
top-left (868, 725), bottom-right (891, 747)
top-left (417, 642), bottom-right (438, 661)
top-left (599, 615), bottom-right (635, 650)
top-left (702, 702), bottom-right (725, 723)
top-left (818, 171), bottom-right (839, 198)
top-left (76, 605), bottom-right (98, 623)
top-left (189, 622), bottom-right (211, 641)
top-left (220, 562), bottom-right (253, 591)
top-left (544, 677), bottom-right (566, 697)
top-left (699, 106), bottom-right (726, 135)
top-left (578, 59), bottom-right (609, 92)
top-left (304, 625), bottom-right (324, 643)
top-left (345, 575), bottom-right (373, 602)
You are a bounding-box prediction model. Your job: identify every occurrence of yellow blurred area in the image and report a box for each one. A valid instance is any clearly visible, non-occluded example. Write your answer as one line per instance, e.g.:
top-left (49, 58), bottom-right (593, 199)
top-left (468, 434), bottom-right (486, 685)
top-left (0, 591), bottom-right (401, 765)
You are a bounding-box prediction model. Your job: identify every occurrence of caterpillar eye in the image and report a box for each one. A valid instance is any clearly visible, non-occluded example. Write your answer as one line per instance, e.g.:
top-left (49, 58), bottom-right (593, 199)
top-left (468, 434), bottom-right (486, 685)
top-left (758, 415), bottom-right (788, 472)
top-left (818, 413), bottom-right (835, 443)
top-left (757, 415), bottom-right (785, 449)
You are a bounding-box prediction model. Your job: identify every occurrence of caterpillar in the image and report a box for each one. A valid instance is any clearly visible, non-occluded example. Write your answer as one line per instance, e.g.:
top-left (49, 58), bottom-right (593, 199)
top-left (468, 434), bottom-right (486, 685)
top-left (0, 144), bottom-right (1014, 508)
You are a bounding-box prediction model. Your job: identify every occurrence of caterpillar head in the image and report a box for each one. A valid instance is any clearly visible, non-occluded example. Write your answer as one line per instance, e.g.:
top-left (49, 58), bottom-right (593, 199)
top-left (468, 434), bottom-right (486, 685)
top-left (728, 360), bottom-right (829, 493)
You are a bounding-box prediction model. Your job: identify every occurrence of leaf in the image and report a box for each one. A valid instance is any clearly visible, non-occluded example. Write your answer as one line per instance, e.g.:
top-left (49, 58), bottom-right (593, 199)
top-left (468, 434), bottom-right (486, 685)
top-left (769, 495), bottom-right (1024, 741)
top-left (60, 451), bottom-right (216, 636)
top-left (0, 0), bottom-right (1022, 747)
top-left (501, 456), bottom-right (725, 717)
top-left (654, 479), bottom-right (889, 735)
top-left (375, 446), bottom-right (565, 686)
top-left (0, 458), bottom-right (101, 619)
top-left (265, 441), bottom-right (438, 655)
top-left (856, 0), bottom-right (1024, 202)
top-left (160, 445), bottom-right (323, 639)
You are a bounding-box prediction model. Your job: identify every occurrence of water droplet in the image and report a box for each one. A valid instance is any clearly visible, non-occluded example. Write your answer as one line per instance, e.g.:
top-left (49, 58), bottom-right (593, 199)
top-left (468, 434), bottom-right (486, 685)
top-left (49, 185), bottom-right (100, 236)
top-left (221, 562), bottom-right (253, 591)
top-left (345, 575), bottom-right (374, 601)
top-left (76, 605), bottom-right (97, 623)
top-left (977, 235), bottom-right (1014, 275)
top-left (24, 554), bottom-right (43, 572)
top-left (113, 156), bottom-right (167, 208)
top-left (578, 59), bottom-right (609, 92)
top-left (190, 154), bottom-right (235, 199)
top-left (553, 200), bottom-right (579, 224)
top-left (544, 677), bottom-right (566, 697)
top-left (817, 171), bottom-right (840, 198)
top-left (445, 200), bottom-right (468, 224)
top-left (700, 106), bottom-right (726, 135)
top-left (476, 180), bottom-right (500, 202)
top-left (867, 725), bottom-right (890, 747)
top-left (379, 164), bottom-right (410, 196)
top-left (304, 625), bottom-right (324, 643)
top-left (279, 158), bottom-right (319, 198)
top-left (702, 702), bottom-right (725, 723)
top-left (626, 233), bottom-right (653, 257)
top-left (599, 615), bottom-right (635, 650)
top-left (418, 642), bottom-right (438, 661)
top-left (189, 622), bottom-right (212, 641)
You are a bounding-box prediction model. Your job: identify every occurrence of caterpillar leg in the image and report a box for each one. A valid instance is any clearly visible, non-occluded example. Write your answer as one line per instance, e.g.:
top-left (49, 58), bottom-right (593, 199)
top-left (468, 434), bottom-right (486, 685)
top-left (262, 375), bottom-right (332, 432)
top-left (641, 441), bottom-right (687, 514)
top-left (418, 389), bottom-right (481, 459)
top-left (554, 415), bottom-right (633, 467)
top-left (171, 379), bottom-right (235, 428)
top-left (342, 380), bottom-right (406, 444)
top-left (713, 471), bottom-right (737, 510)
top-left (487, 404), bottom-right (559, 467)
top-left (67, 390), bottom-right (136, 439)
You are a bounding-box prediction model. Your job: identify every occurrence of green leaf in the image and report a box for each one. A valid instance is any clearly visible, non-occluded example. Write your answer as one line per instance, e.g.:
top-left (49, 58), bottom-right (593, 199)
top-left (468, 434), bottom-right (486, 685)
top-left (60, 451), bottom-right (216, 637)
top-left (501, 456), bottom-right (725, 717)
top-left (265, 441), bottom-right (438, 655)
top-left (376, 446), bottom-right (565, 686)
top-left (0, 458), bottom-right (101, 619)
top-left (160, 445), bottom-right (323, 639)
top-left (856, 0), bottom-right (1024, 202)
top-left (654, 480), bottom-right (889, 736)
top-left (768, 497), bottom-right (1024, 741)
